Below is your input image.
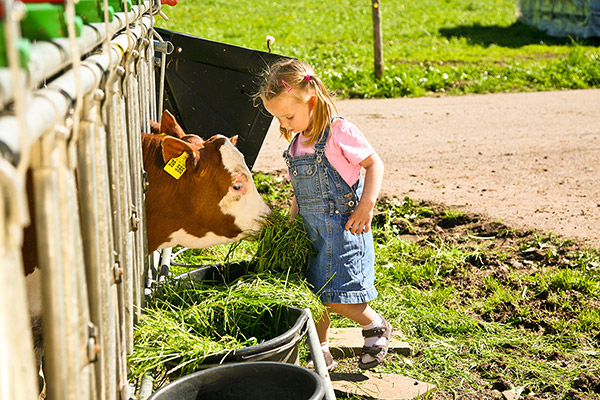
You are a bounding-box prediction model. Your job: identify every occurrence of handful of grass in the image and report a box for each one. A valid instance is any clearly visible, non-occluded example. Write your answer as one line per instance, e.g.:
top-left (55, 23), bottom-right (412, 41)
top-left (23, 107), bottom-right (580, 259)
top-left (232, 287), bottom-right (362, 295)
top-left (129, 273), bottom-right (323, 380)
top-left (251, 209), bottom-right (316, 274)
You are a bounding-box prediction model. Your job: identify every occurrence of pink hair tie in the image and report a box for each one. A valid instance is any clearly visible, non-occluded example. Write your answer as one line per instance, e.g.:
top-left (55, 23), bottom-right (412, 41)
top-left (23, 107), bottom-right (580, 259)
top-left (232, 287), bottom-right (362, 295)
top-left (304, 75), bottom-right (311, 82)
top-left (282, 79), bottom-right (292, 92)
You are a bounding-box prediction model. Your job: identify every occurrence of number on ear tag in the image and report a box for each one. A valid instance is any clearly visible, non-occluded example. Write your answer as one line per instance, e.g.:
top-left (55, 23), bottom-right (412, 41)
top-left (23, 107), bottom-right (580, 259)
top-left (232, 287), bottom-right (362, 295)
top-left (164, 152), bottom-right (187, 179)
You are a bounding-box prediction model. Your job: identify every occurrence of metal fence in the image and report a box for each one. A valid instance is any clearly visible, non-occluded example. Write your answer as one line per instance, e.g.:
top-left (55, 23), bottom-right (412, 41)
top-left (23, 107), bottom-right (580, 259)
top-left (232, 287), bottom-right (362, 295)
top-left (0, 1), bottom-right (162, 398)
top-left (517, 0), bottom-right (600, 37)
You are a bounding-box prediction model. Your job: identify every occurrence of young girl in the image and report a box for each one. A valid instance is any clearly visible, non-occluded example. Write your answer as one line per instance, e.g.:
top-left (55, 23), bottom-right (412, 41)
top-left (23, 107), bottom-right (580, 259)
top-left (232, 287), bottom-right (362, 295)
top-left (257, 59), bottom-right (391, 371)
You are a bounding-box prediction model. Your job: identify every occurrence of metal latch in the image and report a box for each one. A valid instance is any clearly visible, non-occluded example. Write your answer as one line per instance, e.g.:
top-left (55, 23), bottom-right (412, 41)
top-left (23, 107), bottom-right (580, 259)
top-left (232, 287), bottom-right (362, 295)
top-left (131, 204), bottom-right (140, 231)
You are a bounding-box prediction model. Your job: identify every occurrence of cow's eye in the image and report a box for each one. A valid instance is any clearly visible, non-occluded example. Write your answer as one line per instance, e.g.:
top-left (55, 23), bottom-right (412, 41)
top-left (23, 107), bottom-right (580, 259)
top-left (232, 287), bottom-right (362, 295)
top-left (232, 183), bottom-right (243, 191)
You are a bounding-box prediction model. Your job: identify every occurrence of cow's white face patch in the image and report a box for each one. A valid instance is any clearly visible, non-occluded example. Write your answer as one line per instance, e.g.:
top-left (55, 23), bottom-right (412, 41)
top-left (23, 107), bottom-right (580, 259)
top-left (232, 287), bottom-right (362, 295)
top-left (218, 138), bottom-right (270, 232)
top-left (158, 229), bottom-right (247, 250)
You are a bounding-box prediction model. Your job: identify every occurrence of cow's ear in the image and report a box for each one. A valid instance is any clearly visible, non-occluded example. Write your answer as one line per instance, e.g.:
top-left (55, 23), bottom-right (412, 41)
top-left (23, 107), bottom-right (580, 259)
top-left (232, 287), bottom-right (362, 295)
top-left (161, 136), bottom-right (195, 164)
top-left (229, 135), bottom-right (239, 147)
top-left (160, 110), bottom-right (186, 139)
top-left (149, 120), bottom-right (161, 134)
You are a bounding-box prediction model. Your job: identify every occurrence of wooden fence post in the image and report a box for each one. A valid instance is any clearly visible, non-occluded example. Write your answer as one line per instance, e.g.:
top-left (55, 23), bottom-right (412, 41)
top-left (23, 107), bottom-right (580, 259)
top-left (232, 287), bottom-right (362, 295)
top-left (372, 0), bottom-right (384, 79)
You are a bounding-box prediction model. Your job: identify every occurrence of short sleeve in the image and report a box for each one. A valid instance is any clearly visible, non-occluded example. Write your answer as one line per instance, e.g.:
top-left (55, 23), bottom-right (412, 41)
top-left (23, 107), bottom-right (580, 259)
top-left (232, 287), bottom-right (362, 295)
top-left (330, 119), bottom-right (375, 166)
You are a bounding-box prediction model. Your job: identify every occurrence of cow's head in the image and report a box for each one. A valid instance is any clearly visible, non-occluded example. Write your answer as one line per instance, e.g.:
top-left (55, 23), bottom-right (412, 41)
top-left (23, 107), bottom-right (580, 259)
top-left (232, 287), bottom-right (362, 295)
top-left (142, 110), bottom-right (270, 252)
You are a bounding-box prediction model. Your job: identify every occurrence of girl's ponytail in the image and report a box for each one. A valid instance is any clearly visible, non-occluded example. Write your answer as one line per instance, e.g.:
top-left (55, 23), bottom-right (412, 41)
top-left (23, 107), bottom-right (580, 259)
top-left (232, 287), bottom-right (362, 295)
top-left (305, 74), bottom-right (338, 145)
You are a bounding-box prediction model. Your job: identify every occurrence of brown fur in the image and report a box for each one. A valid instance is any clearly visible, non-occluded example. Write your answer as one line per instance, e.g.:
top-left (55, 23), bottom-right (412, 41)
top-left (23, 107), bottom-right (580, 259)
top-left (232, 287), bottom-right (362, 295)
top-left (142, 132), bottom-right (242, 252)
top-left (22, 109), bottom-right (242, 269)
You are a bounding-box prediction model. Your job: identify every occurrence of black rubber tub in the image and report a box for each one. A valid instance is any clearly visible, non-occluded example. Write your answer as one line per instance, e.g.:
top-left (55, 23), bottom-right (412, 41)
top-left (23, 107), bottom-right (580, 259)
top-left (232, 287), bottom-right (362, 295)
top-left (148, 362), bottom-right (324, 400)
top-left (173, 261), bottom-right (252, 286)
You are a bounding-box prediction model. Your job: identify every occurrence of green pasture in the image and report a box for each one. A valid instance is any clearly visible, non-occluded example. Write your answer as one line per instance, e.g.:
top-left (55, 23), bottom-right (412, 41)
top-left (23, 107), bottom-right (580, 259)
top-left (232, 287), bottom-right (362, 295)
top-left (157, 0), bottom-right (600, 98)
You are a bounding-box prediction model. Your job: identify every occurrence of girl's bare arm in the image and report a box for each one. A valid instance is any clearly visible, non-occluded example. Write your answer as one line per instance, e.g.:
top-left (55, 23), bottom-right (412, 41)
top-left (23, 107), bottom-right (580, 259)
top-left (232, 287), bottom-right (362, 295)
top-left (345, 153), bottom-right (384, 234)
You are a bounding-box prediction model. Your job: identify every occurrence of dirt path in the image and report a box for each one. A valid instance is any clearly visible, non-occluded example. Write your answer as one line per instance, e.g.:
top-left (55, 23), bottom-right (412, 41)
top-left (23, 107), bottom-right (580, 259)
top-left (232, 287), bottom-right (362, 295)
top-left (253, 89), bottom-right (600, 249)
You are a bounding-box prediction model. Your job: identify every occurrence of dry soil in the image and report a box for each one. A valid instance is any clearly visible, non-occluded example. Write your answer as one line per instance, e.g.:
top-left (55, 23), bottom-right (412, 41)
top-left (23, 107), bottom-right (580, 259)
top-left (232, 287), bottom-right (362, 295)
top-left (254, 89), bottom-right (600, 250)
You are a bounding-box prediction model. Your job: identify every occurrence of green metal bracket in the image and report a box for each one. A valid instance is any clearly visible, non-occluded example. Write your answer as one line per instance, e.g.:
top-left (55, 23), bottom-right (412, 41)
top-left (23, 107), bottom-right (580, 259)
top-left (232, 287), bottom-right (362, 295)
top-left (107, 0), bottom-right (133, 13)
top-left (76, 0), bottom-right (114, 24)
top-left (0, 22), bottom-right (31, 68)
top-left (20, 3), bottom-right (83, 40)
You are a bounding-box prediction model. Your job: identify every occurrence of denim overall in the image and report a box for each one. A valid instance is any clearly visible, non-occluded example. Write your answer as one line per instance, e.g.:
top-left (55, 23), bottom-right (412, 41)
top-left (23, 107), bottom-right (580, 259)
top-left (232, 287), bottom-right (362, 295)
top-left (283, 124), bottom-right (377, 304)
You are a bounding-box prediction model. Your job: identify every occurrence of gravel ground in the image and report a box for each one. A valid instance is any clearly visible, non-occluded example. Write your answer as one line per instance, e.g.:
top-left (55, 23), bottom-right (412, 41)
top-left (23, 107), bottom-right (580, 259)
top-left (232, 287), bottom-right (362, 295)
top-left (253, 89), bottom-right (600, 249)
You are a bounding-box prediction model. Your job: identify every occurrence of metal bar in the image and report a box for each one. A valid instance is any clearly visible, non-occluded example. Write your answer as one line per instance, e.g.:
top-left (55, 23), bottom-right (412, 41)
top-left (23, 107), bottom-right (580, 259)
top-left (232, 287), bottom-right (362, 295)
top-left (109, 67), bottom-right (133, 400)
top-left (147, 34), bottom-right (157, 123)
top-left (0, 4), bottom-right (150, 109)
top-left (0, 158), bottom-right (38, 400)
top-left (152, 30), bottom-right (168, 117)
top-left (31, 131), bottom-right (72, 400)
top-left (103, 65), bottom-right (133, 373)
top-left (76, 71), bottom-right (120, 400)
top-left (304, 309), bottom-right (336, 400)
top-left (123, 45), bottom-right (147, 328)
top-left (111, 48), bottom-right (135, 396)
top-left (57, 127), bottom-right (87, 400)
top-left (99, 70), bottom-right (125, 400)
top-left (2, 0), bottom-right (28, 171)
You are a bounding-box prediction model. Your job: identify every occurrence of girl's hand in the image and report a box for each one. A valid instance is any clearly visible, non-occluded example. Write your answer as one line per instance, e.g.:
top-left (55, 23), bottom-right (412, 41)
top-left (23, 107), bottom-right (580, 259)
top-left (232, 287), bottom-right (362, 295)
top-left (289, 195), bottom-right (299, 221)
top-left (344, 152), bottom-right (384, 235)
top-left (345, 202), bottom-right (373, 234)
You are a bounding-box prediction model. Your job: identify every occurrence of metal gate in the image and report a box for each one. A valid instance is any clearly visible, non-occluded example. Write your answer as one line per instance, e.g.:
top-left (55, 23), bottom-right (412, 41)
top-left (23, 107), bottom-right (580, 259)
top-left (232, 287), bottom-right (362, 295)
top-left (516, 0), bottom-right (600, 38)
top-left (0, 0), bottom-right (163, 398)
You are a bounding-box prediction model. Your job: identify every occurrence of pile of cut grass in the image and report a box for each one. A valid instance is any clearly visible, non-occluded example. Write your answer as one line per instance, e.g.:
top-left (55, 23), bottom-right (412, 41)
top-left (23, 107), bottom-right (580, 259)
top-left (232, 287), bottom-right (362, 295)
top-left (130, 273), bottom-right (322, 383)
top-left (251, 208), bottom-right (316, 274)
top-left (129, 204), bottom-right (321, 386)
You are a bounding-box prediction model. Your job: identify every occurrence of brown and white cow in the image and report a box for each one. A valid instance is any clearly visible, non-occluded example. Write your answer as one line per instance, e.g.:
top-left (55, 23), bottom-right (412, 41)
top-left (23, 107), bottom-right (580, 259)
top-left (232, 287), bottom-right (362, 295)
top-left (23, 110), bottom-right (270, 268)
top-left (21, 110), bottom-right (270, 393)
top-left (143, 110), bottom-right (270, 251)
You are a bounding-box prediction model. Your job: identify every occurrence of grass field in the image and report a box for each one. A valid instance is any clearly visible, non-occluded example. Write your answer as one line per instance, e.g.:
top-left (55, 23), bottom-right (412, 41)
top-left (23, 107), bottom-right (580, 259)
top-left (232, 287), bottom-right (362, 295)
top-left (156, 0), bottom-right (600, 98)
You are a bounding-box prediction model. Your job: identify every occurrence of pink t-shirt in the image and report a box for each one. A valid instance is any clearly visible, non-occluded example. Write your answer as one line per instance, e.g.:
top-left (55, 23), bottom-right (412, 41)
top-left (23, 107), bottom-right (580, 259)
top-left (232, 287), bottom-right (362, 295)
top-left (289, 119), bottom-right (375, 186)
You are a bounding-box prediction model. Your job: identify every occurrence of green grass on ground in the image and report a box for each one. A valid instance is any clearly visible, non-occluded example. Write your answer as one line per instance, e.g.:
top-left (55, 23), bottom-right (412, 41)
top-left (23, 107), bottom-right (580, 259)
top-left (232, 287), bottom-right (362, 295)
top-left (134, 173), bottom-right (600, 398)
top-left (157, 0), bottom-right (600, 98)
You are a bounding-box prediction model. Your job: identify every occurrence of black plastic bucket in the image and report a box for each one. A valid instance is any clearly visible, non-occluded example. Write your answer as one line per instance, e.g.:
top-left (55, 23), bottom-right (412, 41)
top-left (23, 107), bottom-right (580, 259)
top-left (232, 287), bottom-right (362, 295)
top-left (200, 305), bottom-right (308, 365)
top-left (148, 362), bottom-right (324, 400)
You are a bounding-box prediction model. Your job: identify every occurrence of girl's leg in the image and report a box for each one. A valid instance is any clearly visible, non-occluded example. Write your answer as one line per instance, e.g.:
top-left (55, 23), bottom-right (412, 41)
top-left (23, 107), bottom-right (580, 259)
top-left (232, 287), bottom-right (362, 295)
top-left (324, 302), bottom-right (377, 326)
top-left (313, 307), bottom-right (337, 370)
top-left (315, 307), bottom-right (331, 344)
top-left (318, 303), bottom-right (376, 344)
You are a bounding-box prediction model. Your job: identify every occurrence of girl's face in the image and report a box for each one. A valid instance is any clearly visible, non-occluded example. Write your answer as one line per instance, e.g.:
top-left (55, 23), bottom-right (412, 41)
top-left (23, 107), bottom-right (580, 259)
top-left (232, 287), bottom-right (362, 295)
top-left (263, 92), bottom-right (313, 135)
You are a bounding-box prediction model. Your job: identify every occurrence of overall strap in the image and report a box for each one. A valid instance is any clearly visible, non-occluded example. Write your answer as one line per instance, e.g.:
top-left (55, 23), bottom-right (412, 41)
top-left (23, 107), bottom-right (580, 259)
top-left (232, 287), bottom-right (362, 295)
top-left (315, 116), bottom-right (338, 154)
top-left (314, 124), bottom-right (330, 151)
top-left (282, 132), bottom-right (301, 168)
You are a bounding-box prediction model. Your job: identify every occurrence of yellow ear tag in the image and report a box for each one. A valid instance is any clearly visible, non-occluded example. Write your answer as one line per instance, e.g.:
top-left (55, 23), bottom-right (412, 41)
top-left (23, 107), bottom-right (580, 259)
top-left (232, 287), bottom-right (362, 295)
top-left (164, 152), bottom-right (187, 179)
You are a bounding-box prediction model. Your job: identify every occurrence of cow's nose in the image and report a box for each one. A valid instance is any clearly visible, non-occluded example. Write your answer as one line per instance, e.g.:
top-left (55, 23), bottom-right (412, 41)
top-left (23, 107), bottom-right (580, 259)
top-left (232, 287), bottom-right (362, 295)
top-left (261, 202), bottom-right (271, 216)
